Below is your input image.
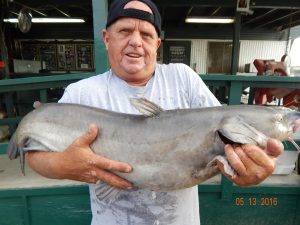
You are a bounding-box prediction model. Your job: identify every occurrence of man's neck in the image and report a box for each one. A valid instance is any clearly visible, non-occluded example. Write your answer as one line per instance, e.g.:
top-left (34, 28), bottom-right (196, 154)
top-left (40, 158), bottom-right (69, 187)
top-left (112, 70), bottom-right (155, 87)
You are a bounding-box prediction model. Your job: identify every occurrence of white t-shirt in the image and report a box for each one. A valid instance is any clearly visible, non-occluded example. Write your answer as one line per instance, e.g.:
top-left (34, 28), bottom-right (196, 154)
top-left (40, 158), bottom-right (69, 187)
top-left (59, 63), bottom-right (220, 225)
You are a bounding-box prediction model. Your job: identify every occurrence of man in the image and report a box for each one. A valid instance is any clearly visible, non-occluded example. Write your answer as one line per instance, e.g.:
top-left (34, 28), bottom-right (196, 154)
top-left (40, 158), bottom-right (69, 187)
top-left (27, 0), bottom-right (283, 224)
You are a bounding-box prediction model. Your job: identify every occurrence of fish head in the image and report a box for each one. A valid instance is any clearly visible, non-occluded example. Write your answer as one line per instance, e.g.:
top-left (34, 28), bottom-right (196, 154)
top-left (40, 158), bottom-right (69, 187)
top-left (271, 107), bottom-right (300, 140)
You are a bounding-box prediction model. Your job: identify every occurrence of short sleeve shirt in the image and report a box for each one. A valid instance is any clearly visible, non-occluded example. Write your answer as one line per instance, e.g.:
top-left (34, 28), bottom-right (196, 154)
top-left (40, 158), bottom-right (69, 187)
top-left (59, 63), bottom-right (220, 225)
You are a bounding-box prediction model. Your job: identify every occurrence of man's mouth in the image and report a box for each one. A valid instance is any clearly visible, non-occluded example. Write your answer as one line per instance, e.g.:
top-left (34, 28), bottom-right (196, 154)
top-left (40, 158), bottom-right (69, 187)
top-left (126, 53), bottom-right (142, 58)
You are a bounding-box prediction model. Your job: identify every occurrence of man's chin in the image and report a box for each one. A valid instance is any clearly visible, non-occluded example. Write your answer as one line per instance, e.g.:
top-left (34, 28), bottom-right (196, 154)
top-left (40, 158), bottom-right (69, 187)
top-left (123, 66), bottom-right (145, 75)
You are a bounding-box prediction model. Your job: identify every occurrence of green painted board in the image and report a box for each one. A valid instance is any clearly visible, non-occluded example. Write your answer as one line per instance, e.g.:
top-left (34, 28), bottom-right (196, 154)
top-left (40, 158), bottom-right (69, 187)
top-left (199, 192), bottom-right (300, 225)
top-left (0, 183), bottom-right (299, 225)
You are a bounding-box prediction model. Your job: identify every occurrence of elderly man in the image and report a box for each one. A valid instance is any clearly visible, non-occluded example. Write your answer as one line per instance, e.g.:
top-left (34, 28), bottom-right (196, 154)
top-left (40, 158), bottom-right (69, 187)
top-left (26, 0), bottom-right (283, 224)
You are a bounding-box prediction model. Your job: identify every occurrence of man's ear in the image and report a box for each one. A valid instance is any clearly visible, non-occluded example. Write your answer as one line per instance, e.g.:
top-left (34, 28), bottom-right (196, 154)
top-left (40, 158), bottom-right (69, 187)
top-left (102, 29), bottom-right (109, 50)
top-left (156, 38), bottom-right (161, 50)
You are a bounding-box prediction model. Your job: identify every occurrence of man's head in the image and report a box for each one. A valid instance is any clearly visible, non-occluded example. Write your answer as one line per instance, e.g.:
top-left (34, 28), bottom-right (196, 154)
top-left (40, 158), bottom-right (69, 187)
top-left (102, 0), bottom-right (162, 86)
top-left (106, 0), bottom-right (161, 36)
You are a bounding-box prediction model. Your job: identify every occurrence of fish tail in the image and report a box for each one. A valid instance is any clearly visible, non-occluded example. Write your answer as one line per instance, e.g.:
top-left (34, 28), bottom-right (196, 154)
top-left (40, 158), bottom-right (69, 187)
top-left (7, 133), bottom-right (26, 175)
top-left (7, 132), bottom-right (19, 159)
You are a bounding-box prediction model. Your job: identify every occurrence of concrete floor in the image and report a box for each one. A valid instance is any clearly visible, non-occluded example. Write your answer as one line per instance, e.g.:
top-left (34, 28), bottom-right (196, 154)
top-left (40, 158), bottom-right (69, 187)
top-left (0, 154), bottom-right (299, 190)
top-left (0, 155), bottom-right (83, 190)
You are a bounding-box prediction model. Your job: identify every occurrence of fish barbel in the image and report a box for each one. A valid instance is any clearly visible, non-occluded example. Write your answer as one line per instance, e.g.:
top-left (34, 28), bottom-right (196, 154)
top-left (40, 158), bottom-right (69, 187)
top-left (7, 98), bottom-right (300, 196)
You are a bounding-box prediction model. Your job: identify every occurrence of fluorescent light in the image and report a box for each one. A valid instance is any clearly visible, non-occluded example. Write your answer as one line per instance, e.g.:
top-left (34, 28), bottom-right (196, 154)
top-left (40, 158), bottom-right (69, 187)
top-left (185, 17), bottom-right (235, 24)
top-left (3, 18), bottom-right (85, 23)
top-left (33, 18), bottom-right (85, 23)
top-left (3, 18), bottom-right (18, 23)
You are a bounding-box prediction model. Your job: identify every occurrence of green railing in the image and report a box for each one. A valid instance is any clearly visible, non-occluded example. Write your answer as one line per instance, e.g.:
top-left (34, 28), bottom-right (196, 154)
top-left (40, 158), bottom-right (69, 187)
top-left (0, 73), bottom-right (299, 225)
top-left (1, 73), bottom-right (300, 154)
top-left (201, 74), bottom-right (300, 105)
top-left (0, 73), bottom-right (94, 154)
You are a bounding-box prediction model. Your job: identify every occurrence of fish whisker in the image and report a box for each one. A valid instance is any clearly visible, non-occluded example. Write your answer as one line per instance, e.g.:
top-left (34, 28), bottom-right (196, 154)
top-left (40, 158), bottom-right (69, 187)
top-left (288, 137), bottom-right (300, 153)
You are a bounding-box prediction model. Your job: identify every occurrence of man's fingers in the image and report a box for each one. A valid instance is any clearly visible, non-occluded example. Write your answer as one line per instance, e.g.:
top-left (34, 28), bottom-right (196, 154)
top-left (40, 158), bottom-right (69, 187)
top-left (231, 146), bottom-right (251, 175)
top-left (242, 144), bottom-right (275, 173)
top-left (224, 144), bottom-right (247, 176)
top-left (266, 138), bottom-right (284, 157)
top-left (94, 155), bottom-right (132, 173)
top-left (221, 141), bottom-right (282, 186)
top-left (74, 123), bottom-right (98, 146)
top-left (95, 170), bottom-right (133, 189)
top-left (88, 157), bottom-right (133, 189)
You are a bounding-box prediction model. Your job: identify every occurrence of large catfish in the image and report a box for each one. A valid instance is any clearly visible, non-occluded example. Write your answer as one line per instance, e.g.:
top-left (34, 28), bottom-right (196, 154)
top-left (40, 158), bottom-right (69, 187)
top-left (7, 98), bottom-right (300, 198)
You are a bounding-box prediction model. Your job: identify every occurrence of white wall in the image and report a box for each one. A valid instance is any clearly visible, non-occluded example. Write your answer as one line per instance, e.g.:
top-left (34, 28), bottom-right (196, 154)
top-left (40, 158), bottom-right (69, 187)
top-left (290, 37), bottom-right (300, 66)
top-left (190, 40), bottom-right (208, 74)
top-left (189, 39), bottom-right (287, 74)
top-left (239, 40), bottom-right (287, 72)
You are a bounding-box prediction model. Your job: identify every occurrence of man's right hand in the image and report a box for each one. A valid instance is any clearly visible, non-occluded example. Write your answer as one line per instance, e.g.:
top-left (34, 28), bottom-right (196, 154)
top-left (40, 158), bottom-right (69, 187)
top-left (26, 124), bottom-right (133, 189)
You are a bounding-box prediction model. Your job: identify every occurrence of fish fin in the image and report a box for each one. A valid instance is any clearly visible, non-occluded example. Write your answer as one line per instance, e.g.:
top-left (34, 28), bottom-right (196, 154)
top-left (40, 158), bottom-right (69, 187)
top-left (217, 116), bottom-right (268, 147)
top-left (21, 139), bottom-right (52, 175)
top-left (208, 155), bottom-right (237, 179)
top-left (33, 101), bottom-right (42, 108)
top-left (23, 139), bottom-right (49, 151)
top-left (8, 136), bottom-right (49, 157)
top-left (130, 98), bottom-right (164, 117)
top-left (19, 149), bottom-right (25, 175)
top-left (6, 133), bottom-right (26, 175)
top-left (7, 132), bottom-right (19, 159)
top-left (7, 135), bottom-right (49, 175)
top-left (94, 182), bottom-right (122, 203)
top-left (191, 164), bottom-right (219, 180)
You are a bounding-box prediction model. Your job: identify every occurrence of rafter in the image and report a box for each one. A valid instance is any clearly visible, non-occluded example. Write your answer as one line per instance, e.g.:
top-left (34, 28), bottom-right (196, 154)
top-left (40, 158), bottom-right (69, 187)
top-left (242, 8), bottom-right (278, 25)
top-left (255, 9), bottom-right (300, 28)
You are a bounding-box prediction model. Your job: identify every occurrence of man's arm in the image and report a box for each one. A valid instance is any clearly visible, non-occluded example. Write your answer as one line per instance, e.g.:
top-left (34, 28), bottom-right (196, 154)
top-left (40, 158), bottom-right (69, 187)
top-left (26, 124), bottom-right (133, 189)
top-left (218, 138), bottom-right (284, 186)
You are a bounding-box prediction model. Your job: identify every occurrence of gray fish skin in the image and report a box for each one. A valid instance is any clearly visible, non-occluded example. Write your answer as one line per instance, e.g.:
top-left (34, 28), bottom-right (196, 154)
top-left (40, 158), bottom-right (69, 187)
top-left (7, 101), bottom-right (300, 191)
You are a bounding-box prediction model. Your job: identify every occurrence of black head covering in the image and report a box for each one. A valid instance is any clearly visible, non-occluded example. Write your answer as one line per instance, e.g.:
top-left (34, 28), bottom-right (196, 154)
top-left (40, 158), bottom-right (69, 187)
top-left (106, 0), bottom-right (161, 36)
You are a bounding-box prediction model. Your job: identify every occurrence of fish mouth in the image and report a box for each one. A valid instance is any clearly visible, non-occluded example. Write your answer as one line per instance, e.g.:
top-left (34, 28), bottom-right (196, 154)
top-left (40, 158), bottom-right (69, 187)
top-left (292, 119), bottom-right (300, 133)
top-left (282, 110), bottom-right (300, 152)
top-left (288, 111), bottom-right (300, 152)
top-left (286, 110), bottom-right (300, 133)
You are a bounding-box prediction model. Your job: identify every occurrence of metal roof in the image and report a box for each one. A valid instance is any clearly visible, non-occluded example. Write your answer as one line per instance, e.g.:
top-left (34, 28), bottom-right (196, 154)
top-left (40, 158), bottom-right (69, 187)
top-left (2, 0), bottom-right (300, 40)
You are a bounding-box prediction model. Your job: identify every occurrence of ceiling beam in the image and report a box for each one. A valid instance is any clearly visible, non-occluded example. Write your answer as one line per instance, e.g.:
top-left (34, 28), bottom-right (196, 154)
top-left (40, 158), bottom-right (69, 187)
top-left (16, 0), bottom-right (92, 7)
top-left (255, 9), bottom-right (300, 28)
top-left (155, 0), bottom-right (300, 8)
top-left (186, 6), bottom-right (194, 17)
top-left (242, 8), bottom-right (278, 25)
top-left (211, 7), bottom-right (222, 16)
top-left (15, 0), bottom-right (300, 10)
top-left (250, 0), bottom-right (300, 9)
top-left (280, 18), bottom-right (300, 31)
top-left (154, 0), bottom-right (234, 7)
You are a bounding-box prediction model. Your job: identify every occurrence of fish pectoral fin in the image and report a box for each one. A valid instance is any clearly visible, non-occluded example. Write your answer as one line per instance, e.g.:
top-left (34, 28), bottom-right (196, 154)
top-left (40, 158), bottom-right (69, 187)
top-left (217, 116), bottom-right (268, 147)
top-left (94, 181), bottom-right (122, 203)
top-left (130, 98), bottom-right (164, 117)
top-left (23, 138), bottom-right (49, 151)
top-left (208, 156), bottom-right (237, 179)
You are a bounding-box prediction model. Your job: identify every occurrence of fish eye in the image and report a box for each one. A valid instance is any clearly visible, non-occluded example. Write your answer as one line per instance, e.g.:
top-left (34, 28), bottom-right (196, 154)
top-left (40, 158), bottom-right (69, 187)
top-left (274, 114), bottom-right (283, 122)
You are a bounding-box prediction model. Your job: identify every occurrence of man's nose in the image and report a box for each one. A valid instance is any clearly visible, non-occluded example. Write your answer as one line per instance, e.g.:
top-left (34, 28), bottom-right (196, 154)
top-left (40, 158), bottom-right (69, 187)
top-left (129, 31), bottom-right (142, 48)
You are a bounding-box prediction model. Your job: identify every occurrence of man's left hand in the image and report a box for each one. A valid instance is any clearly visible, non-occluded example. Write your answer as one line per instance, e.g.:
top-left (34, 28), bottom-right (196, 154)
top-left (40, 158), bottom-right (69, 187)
top-left (217, 138), bottom-right (284, 186)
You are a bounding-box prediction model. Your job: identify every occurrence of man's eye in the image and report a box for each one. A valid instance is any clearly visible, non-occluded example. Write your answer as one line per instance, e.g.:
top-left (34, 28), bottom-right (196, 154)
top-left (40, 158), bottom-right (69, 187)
top-left (141, 32), bottom-right (153, 39)
top-left (120, 29), bottom-right (131, 33)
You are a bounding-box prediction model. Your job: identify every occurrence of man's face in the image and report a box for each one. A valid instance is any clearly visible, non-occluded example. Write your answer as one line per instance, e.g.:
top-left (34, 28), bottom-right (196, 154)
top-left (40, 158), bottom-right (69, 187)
top-left (102, 17), bottom-right (161, 85)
